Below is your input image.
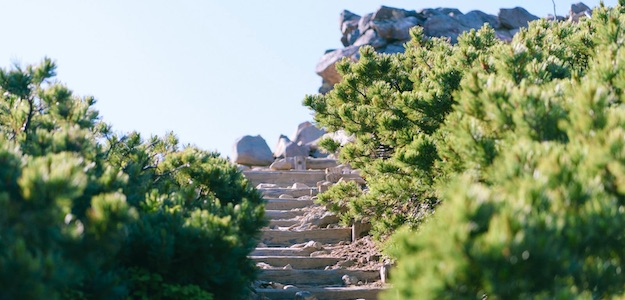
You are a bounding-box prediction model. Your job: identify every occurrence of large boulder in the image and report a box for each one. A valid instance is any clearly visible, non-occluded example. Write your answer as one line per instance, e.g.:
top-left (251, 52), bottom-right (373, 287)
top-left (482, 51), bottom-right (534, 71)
top-left (358, 13), bottom-right (374, 34)
top-left (498, 7), bottom-right (539, 29)
top-left (570, 2), bottom-right (591, 15)
top-left (293, 121), bottom-right (326, 148)
top-left (232, 135), bottom-right (274, 166)
top-left (371, 16), bottom-right (421, 41)
top-left (423, 14), bottom-right (470, 44)
top-left (340, 10), bottom-right (361, 47)
top-left (316, 45), bottom-right (361, 85)
top-left (275, 134), bottom-right (310, 158)
top-left (352, 29), bottom-right (388, 49)
top-left (372, 6), bottom-right (419, 21)
top-left (457, 10), bottom-right (500, 30)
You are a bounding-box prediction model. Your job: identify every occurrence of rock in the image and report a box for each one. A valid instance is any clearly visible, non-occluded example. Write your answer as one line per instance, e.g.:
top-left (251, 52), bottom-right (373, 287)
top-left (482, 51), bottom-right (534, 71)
top-left (270, 158), bottom-right (292, 170)
top-left (437, 7), bottom-right (464, 17)
top-left (498, 7), bottom-right (539, 29)
top-left (319, 79), bottom-right (334, 94)
top-left (353, 29), bottom-right (388, 49)
top-left (570, 2), bottom-right (591, 16)
top-left (317, 180), bottom-right (333, 193)
top-left (257, 183), bottom-right (278, 189)
top-left (304, 240), bottom-right (323, 250)
top-left (423, 14), bottom-right (469, 43)
top-left (283, 264), bottom-right (293, 270)
top-left (379, 42), bottom-right (406, 54)
top-left (457, 10), bottom-right (500, 30)
top-left (495, 29), bottom-right (514, 42)
top-left (270, 282), bottom-right (285, 289)
top-left (315, 45), bottom-right (361, 86)
top-left (283, 285), bottom-right (298, 290)
top-left (372, 6), bottom-right (418, 21)
top-left (307, 211), bottom-right (340, 228)
top-left (293, 122), bottom-right (326, 149)
top-left (358, 13), bottom-right (374, 34)
top-left (257, 262), bottom-right (273, 269)
top-left (419, 8), bottom-right (442, 19)
top-left (338, 260), bottom-right (356, 268)
top-left (291, 182), bottom-right (309, 189)
top-left (236, 164), bottom-right (250, 171)
top-left (310, 250), bottom-right (330, 257)
top-left (232, 135), bottom-right (274, 166)
top-left (342, 274), bottom-right (359, 286)
top-left (371, 16), bottom-right (420, 41)
top-left (258, 242), bottom-right (267, 247)
top-left (340, 10), bottom-right (361, 47)
top-left (339, 10), bottom-right (360, 28)
top-left (295, 291), bottom-right (317, 300)
top-left (274, 135), bottom-right (309, 158)
top-left (279, 194), bottom-right (294, 199)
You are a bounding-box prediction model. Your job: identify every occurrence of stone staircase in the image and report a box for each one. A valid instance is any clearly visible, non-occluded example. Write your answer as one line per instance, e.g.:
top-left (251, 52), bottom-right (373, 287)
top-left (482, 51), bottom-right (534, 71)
top-left (244, 165), bottom-right (385, 300)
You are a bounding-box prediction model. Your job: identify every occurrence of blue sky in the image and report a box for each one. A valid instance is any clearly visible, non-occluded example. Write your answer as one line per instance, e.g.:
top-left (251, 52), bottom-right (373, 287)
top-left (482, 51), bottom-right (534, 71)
top-left (0, 1), bottom-right (616, 158)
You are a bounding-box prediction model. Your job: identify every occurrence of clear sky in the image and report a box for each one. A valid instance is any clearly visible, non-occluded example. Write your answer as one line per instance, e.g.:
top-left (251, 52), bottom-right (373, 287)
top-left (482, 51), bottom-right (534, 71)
top-left (0, 1), bottom-right (617, 158)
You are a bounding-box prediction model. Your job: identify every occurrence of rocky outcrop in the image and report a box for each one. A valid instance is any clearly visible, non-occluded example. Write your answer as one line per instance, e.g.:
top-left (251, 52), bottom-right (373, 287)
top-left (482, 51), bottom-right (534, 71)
top-left (317, 2), bottom-right (593, 92)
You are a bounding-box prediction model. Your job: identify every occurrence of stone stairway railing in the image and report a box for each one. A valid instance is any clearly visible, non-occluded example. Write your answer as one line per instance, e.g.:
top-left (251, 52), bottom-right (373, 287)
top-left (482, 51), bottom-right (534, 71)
top-left (244, 159), bottom-right (385, 300)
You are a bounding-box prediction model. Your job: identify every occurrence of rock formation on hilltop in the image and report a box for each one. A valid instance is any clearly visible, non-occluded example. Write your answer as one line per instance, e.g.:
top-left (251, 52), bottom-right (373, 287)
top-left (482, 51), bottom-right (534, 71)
top-left (316, 3), bottom-right (594, 93)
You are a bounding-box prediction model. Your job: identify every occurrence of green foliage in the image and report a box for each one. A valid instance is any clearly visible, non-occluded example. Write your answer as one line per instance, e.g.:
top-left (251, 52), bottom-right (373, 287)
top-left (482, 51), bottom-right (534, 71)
top-left (0, 59), bottom-right (264, 299)
top-left (307, 3), bottom-right (625, 299)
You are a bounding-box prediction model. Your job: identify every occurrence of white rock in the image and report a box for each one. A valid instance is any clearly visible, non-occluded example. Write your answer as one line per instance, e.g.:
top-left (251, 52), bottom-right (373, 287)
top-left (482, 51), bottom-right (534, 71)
top-left (283, 264), bottom-right (293, 270)
top-left (270, 158), bottom-right (293, 170)
top-left (231, 135), bottom-right (274, 166)
top-left (257, 183), bottom-right (278, 189)
top-left (279, 194), bottom-right (294, 199)
top-left (291, 182), bottom-right (309, 189)
top-left (283, 285), bottom-right (298, 290)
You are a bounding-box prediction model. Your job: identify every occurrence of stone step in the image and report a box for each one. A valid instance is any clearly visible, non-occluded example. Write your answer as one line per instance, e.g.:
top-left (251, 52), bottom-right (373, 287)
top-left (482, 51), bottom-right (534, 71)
top-left (259, 187), bottom-right (317, 198)
top-left (255, 286), bottom-right (384, 300)
top-left (258, 269), bottom-right (380, 286)
top-left (245, 170), bottom-right (326, 187)
top-left (261, 228), bottom-right (351, 247)
top-left (252, 247), bottom-right (316, 257)
top-left (265, 198), bottom-right (315, 210)
top-left (251, 256), bottom-right (341, 269)
top-left (265, 209), bottom-right (306, 220)
top-left (268, 219), bottom-right (300, 227)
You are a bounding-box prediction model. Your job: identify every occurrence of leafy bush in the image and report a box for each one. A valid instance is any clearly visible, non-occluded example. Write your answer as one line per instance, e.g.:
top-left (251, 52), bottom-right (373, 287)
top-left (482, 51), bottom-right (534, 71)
top-left (0, 59), bottom-right (265, 299)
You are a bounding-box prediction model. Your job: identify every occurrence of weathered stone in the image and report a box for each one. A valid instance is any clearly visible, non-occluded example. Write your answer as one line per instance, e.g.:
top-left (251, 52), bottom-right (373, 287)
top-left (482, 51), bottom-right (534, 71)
top-left (437, 7), bottom-right (464, 17)
top-left (570, 2), bottom-right (591, 16)
top-left (498, 7), bottom-right (539, 29)
top-left (339, 10), bottom-right (360, 28)
top-left (270, 158), bottom-right (292, 170)
top-left (457, 10), bottom-right (500, 29)
top-left (232, 135), bottom-right (274, 166)
top-left (371, 16), bottom-right (420, 41)
top-left (340, 11), bottom-right (361, 47)
top-left (423, 14), bottom-right (469, 43)
top-left (319, 79), bottom-right (333, 94)
top-left (419, 8), bottom-right (442, 19)
top-left (379, 42), bottom-right (406, 54)
top-left (315, 45), bottom-right (360, 85)
top-left (352, 29), bottom-right (387, 49)
top-left (495, 29), bottom-right (514, 42)
top-left (372, 6), bottom-right (418, 21)
top-left (291, 182), bottom-right (309, 189)
top-left (341, 28), bottom-right (360, 47)
top-left (278, 194), bottom-right (294, 199)
top-left (274, 134), bottom-right (310, 158)
top-left (358, 13), bottom-right (374, 34)
top-left (293, 122), bottom-right (326, 149)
